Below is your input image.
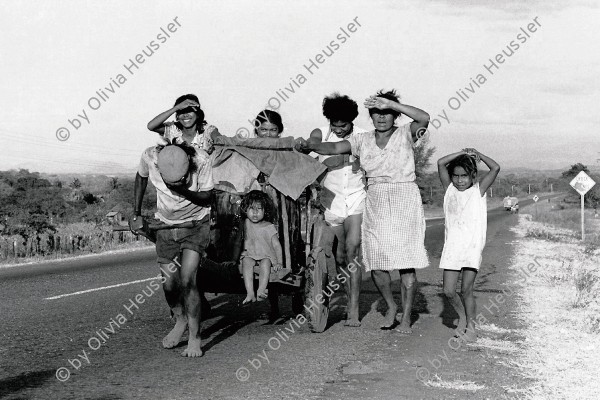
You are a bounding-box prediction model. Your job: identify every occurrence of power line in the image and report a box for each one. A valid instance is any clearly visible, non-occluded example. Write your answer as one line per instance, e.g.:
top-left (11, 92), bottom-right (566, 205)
top-left (0, 129), bottom-right (146, 158)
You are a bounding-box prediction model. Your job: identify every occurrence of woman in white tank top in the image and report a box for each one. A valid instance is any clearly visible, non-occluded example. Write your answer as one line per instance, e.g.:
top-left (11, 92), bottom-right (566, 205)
top-left (306, 93), bottom-right (366, 327)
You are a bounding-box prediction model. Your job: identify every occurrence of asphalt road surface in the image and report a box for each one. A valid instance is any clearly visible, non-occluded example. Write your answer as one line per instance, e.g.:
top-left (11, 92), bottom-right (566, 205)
top-left (0, 195), bottom-right (557, 399)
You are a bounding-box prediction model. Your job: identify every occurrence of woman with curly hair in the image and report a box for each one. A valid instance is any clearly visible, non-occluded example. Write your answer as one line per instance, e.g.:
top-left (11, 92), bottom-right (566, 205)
top-left (307, 92), bottom-right (368, 327)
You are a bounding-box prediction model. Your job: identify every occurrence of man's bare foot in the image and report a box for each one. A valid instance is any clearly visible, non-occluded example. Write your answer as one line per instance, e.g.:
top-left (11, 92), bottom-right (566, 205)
top-left (380, 305), bottom-right (399, 330)
top-left (241, 295), bottom-right (256, 305)
top-left (181, 338), bottom-right (203, 357)
top-left (162, 315), bottom-right (187, 348)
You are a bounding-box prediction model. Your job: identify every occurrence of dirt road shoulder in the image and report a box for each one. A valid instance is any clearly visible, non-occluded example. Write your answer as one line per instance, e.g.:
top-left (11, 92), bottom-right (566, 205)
top-left (316, 212), bottom-right (531, 399)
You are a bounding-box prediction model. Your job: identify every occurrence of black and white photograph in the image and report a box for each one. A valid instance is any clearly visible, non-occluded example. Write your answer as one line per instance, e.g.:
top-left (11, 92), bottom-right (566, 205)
top-left (1, 1), bottom-right (599, 399)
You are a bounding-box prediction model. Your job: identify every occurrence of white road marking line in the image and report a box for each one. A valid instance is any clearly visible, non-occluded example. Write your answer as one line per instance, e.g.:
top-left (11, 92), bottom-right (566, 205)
top-left (44, 276), bottom-right (161, 300)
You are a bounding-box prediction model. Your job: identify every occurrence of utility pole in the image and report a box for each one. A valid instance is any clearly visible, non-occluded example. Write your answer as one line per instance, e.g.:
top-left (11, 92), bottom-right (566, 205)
top-left (528, 184), bottom-right (531, 194)
top-left (551, 183), bottom-right (553, 193)
top-left (511, 185), bottom-right (515, 196)
top-left (490, 187), bottom-right (493, 197)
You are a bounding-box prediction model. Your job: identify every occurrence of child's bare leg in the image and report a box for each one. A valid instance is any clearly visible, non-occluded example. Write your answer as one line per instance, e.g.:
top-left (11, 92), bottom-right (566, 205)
top-left (256, 259), bottom-right (271, 300)
top-left (443, 269), bottom-right (465, 330)
top-left (460, 268), bottom-right (478, 342)
top-left (371, 270), bottom-right (397, 328)
top-left (397, 269), bottom-right (416, 333)
top-left (180, 249), bottom-right (203, 357)
top-left (241, 257), bottom-right (257, 304)
top-left (160, 262), bottom-right (187, 349)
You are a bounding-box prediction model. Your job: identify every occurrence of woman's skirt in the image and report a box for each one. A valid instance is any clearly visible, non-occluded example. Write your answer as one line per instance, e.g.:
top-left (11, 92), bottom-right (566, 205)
top-left (361, 182), bottom-right (429, 272)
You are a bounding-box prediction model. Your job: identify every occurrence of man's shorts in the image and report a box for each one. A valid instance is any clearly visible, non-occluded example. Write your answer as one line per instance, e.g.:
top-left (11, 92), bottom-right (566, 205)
top-left (155, 215), bottom-right (210, 265)
top-left (324, 195), bottom-right (365, 227)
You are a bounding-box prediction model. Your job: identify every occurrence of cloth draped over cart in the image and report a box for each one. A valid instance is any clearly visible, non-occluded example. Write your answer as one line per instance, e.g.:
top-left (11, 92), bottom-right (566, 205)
top-left (211, 136), bottom-right (327, 200)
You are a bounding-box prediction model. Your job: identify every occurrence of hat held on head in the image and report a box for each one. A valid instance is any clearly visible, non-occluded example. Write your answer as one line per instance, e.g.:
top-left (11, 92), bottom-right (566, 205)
top-left (157, 146), bottom-right (189, 184)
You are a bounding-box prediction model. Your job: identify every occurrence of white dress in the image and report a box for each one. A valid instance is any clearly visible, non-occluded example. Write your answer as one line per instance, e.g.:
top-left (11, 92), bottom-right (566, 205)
top-left (439, 182), bottom-right (487, 271)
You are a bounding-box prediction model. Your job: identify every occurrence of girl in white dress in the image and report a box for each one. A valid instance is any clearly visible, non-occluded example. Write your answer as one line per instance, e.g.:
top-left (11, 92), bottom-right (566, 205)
top-left (437, 149), bottom-right (500, 342)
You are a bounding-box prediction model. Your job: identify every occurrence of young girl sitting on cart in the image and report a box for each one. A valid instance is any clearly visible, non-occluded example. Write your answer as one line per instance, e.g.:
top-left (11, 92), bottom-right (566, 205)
top-left (239, 190), bottom-right (284, 304)
top-left (437, 148), bottom-right (500, 342)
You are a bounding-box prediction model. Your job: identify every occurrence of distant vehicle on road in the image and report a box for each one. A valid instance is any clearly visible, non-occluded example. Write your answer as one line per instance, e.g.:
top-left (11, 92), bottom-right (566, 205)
top-left (503, 196), bottom-right (519, 213)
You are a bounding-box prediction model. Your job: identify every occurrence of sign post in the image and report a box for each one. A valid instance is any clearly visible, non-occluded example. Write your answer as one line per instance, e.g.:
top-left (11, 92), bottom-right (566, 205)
top-left (581, 195), bottom-right (585, 240)
top-left (533, 195), bottom-right (539, 218)
top-left (569, 171), bottom-right (596, 241)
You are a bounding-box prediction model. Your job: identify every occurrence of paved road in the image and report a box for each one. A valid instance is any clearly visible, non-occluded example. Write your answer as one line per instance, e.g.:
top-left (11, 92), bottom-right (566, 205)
top-left (0, 195), bottom-right (558, 399)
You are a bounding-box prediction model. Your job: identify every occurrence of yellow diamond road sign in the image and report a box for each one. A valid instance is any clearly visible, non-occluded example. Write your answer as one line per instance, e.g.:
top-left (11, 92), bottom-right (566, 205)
top-left (570, 171), bottom-right (596, 196)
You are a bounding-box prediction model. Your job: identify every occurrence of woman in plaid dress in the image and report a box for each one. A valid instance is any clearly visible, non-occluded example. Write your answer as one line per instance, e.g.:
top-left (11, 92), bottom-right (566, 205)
top-left (300, 89), bottom-right (429, 333)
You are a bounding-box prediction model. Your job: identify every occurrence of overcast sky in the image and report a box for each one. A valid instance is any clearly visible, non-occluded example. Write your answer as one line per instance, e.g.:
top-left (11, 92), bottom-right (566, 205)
top-left (1, 0), bottom-right (598, 174)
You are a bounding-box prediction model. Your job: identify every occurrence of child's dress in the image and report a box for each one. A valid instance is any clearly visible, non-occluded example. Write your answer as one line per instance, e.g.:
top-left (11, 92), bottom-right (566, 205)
top-left (439, 182), bottom-right (487, 271)
top-left (241, 221), bottom-right (280, 267)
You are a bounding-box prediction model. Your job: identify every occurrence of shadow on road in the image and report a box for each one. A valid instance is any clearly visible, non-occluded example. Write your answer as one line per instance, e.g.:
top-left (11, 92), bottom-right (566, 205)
top-left (0, 369), bottom-right (56, 398)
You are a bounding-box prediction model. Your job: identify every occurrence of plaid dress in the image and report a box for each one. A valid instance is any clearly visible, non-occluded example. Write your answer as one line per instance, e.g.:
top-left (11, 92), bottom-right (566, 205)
top-left (348, 124), bottom-right (429, 271)
top-left (363, 182), bottom-right (428, 271)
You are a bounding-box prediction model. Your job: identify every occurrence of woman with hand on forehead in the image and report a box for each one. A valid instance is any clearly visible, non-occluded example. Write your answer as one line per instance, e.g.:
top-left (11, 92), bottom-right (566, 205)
top-left (299, 89), bottom-right (430, 333)
top-left (147, 94), bottom-right (221, 153)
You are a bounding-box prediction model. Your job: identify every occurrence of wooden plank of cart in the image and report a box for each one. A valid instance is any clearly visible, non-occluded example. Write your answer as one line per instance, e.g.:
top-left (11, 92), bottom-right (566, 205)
top-left (113, 136), bottom-right (335, 333)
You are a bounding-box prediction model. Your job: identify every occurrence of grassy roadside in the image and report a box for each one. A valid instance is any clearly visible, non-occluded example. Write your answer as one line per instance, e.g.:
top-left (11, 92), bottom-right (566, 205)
top-left (526, 198), bottom-right (600, 250)
top-left (0, 242), bottom-right (154, 269)
top-left (509, 205), bottom-right (600, 399)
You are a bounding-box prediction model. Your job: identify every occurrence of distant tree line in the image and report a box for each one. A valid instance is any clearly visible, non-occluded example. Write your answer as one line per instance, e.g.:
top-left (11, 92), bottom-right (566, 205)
top-left (0, 169), bottom-right (156, 240)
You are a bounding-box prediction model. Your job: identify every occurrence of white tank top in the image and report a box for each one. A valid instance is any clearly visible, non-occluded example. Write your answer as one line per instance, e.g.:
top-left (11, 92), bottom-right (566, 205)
top-left (317, 125), bottom-right (367, 199)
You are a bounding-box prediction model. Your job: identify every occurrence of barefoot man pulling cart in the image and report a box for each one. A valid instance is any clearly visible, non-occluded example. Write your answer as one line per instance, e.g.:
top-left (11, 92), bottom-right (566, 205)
top-left (131, 141), bottom-right (213, 357)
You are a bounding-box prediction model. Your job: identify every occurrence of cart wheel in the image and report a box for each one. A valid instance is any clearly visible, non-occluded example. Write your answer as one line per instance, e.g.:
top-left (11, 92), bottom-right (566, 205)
top-left (291, 292), bottom-right (304, 316)
top-left (305, 249), bottom-right (329, 333)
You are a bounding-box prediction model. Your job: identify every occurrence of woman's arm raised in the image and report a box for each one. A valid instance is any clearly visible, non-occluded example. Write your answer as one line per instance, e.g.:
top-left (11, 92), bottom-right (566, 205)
top-left (364, 96), bottom-right (430, 142)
